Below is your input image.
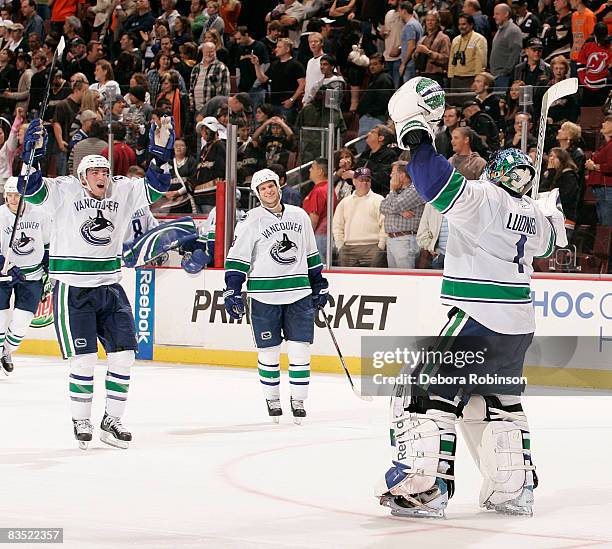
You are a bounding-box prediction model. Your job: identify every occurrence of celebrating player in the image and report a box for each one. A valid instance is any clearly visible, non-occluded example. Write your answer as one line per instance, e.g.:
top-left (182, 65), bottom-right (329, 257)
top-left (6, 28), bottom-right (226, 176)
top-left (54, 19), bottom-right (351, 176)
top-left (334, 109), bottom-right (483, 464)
top-left (0, 177), bottom-right (50, 375)
top-left (18, 117), bottom-right (175, 450)
top-left (223, 168), bottom-right (329, 423)
top-left (376, 78), bottom-right (567, 517)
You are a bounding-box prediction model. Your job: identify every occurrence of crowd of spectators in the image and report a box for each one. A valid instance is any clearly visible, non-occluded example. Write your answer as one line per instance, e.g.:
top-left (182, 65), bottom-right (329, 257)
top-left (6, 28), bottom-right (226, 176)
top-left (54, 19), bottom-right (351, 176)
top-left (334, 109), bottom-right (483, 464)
top-left (0, 0), bottom-right (608, 270)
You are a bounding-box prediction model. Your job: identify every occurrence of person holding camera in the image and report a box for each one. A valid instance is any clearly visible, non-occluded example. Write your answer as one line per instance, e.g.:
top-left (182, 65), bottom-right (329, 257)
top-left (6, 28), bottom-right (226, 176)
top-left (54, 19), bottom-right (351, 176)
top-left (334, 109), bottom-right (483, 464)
top-left (447, 13), bottom-right (487, 99)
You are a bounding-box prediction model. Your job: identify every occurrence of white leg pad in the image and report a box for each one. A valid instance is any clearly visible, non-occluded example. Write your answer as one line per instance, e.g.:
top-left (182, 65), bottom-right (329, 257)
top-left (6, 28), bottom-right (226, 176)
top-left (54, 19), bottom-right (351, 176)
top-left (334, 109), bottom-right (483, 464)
top-left (287, 340), bottom-right (310, 400)
top-left (460, 395), bottom-right (535, 507)
top-left (258, 345), bottom-right (281, 400)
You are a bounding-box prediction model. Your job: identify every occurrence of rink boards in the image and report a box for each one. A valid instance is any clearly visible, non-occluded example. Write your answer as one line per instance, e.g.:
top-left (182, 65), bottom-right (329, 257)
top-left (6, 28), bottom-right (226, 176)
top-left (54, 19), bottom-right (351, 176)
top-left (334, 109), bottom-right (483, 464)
top-left (20, 268), bottom-right (612, 389)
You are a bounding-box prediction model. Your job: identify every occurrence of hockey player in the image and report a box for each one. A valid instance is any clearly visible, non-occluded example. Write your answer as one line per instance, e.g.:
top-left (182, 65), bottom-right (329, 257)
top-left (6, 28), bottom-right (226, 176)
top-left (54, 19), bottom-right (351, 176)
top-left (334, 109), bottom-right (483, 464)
top-left (375, 78), bottom-right (567, 517)
top-left (0, 177), bottom-right (50, 375)
top-left (18, 117), bottom-right (175, 450)
top-left (223, 168), bottom-right (329, 423)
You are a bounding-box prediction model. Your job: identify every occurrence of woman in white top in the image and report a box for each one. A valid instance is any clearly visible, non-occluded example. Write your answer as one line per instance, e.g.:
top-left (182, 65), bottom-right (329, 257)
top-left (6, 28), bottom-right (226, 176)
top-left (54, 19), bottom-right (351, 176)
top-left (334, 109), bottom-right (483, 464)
top-left (89, 60), bottom-right (122, 111)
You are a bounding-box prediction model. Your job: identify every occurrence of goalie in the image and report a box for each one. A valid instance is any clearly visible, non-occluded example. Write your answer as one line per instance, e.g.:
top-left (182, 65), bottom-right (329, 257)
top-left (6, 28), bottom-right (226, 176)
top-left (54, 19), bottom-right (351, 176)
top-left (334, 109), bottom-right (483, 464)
top-left (376, 78), bottom-right (567, 518)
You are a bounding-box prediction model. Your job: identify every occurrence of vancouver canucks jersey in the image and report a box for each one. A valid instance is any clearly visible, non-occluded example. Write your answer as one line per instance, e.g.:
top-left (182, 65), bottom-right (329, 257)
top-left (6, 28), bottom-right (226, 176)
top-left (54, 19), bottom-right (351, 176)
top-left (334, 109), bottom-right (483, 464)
top-left (24, 175), bottom-right (164, 287)
top-left (225, 204), bottom-right (322, 305)
top-left (409, 144), bottom-right (555, 334)
top-left (0, 204), bottom-right (50, 281)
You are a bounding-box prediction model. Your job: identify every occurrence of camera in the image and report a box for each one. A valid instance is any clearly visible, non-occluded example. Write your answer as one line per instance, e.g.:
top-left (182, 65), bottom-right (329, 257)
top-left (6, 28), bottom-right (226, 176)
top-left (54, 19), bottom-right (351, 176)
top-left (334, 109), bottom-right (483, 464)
top-left (452, 50), bottom-right (466, 66)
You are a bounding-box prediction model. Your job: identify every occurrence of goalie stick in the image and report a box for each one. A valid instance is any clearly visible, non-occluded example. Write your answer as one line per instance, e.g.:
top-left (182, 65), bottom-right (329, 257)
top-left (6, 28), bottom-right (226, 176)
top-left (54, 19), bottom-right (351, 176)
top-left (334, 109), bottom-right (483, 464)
top-left (531, 77), bottom-right (578, 199)
top-left (322, 311), bottom-right (373, 402)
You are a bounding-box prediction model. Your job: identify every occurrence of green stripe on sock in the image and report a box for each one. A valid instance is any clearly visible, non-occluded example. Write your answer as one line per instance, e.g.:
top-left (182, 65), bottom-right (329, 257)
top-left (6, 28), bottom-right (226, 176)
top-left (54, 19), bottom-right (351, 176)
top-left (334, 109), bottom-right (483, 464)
top-left (105, 380), bottom-right (129, 393)
top-left (258, 368), bottom-right (280, 379)
top-left (288, 369), bottom-right (310, 378)
top-left (70, 382), bottom-right (93, 394)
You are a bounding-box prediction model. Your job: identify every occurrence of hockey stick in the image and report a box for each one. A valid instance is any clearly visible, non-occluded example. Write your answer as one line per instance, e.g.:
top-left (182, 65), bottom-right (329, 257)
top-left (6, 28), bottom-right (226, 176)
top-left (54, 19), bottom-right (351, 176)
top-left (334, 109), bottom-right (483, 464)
top-left (531, 77), bottom-right (578, 200)
top-left (4, 37), bottom-right (66, 275)
top-left (321, 311), bottom-right (373, 402)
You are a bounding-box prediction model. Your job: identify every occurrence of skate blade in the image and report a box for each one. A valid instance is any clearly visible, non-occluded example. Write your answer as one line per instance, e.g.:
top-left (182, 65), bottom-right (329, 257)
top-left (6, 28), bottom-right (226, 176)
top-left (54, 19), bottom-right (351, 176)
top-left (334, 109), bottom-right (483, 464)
top-left (78, 441), bottom-right (89, 450)
top-left (271, 416), bottom-right (280, 424)
top-left (484, 488), bottom-right (534, 516)
top-left (1, 367), bottom-right (9, 376)
top-left (293, 417), bottom-right (303, 425)
top-left (381, 496), bottom-right (447, 519)
top-left (100, 431), bottom-right (129, 449)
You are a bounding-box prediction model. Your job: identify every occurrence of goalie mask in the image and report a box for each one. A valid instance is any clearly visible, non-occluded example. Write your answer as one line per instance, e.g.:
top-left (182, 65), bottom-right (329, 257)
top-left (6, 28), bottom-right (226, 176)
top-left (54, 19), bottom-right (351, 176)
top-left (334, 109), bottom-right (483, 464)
top-left (77, 155), bottom-right (111, 199)
top-left (250, 168), bottom-right (281, 208)
top-left (483, 149), bottom-right (536, 195)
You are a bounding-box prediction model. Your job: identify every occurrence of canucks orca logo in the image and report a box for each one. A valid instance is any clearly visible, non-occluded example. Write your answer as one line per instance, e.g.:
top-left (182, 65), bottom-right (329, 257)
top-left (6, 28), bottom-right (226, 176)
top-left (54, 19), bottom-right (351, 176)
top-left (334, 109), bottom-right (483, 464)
top-left (11, 231), bottom-right (34, 256)
top-left (80, 209), bottom-right (115, 246)
top-left (270, 233), bottom-right (297, 265)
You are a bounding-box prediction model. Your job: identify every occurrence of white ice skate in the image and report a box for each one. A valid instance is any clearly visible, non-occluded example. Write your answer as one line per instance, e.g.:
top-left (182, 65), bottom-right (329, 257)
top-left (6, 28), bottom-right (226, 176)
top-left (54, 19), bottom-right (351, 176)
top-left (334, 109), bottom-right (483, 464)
top-left (72, 419), bottom-right (93, 450)
top-left (290, 398), bottom-right (306, 425)
top-left (379, 478), bottom-right (449, 519)
top-left (100, 413), bottom-right (132, 449)
top-left (266, 399), bottom-right (282, 423)
top-left (484, 486), bottom-right (534, 516)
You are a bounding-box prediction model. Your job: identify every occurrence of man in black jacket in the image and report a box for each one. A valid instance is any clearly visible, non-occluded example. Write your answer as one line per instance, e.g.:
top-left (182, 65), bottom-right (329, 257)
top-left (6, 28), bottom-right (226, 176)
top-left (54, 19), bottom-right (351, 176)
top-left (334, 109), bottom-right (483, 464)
top-left (357, 125), bottom-right (400, 195)
top-left (462, 100), bottom-right (500, 159)
top-left (357, 54), bottom-right (394, 152)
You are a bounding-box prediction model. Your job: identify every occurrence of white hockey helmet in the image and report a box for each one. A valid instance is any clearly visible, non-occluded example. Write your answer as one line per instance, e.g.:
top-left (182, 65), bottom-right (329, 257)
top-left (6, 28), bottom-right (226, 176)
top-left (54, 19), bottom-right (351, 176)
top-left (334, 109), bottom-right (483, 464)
top-left (250, 168), bottom-right (281, 201)
top-left (77, 154), bottom-right (110, 183)
top-left (4, 176), bottom-right (19, 195)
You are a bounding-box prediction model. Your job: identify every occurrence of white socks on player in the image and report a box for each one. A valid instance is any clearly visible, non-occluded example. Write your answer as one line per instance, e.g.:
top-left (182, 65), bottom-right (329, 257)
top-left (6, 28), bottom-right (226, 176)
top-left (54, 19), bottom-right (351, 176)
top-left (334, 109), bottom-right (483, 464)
top-left (0, 308), bottom-right (34, 356)
top-left (69, 353), bottom-right (96, 420)
top-left (258, 345), bottom-right (281, 400)
top-left (105, 351), bottom-right (134, 417)
top-left (287, 341), bottom-right (310, 401)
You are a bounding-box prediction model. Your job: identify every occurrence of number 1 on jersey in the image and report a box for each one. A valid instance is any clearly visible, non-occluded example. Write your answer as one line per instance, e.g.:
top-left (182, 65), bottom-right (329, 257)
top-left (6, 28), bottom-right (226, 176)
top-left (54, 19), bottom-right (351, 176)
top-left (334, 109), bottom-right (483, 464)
top-left (513, 235), bottom-right (526, 273)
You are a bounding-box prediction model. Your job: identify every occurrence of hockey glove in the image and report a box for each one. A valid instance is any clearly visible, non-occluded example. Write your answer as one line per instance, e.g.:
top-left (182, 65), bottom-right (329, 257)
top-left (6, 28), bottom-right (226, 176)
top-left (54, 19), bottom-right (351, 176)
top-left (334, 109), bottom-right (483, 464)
top-left (223, 289), bottom-right (245, 320)
top-left (312, 277), bottom-right (329, 309)
top-left (22, 119), bottom-right (48, 163)
top-left (148, 115), bottom-right (175, 164)
top-left (534, 188), bottom-right (568, 248)
top-left (0, 254), bottom-right (25, 286)
top-left (181, 249), bottom-right (210, 274)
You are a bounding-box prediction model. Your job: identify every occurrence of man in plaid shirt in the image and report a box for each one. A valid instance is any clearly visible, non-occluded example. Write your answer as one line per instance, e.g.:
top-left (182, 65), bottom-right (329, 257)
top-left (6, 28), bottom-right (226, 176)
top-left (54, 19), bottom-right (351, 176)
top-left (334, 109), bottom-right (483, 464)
top-left (190, 42), bottom-right (231, 113)
top-left (380, 160), bottom-right (425, 269)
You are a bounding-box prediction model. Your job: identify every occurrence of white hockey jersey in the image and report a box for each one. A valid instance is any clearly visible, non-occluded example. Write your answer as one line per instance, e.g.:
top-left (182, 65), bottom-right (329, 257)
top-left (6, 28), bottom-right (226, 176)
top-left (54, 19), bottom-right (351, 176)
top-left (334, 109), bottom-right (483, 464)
top-left (0, 204), bottom-right (51, 281)
top-left (124, 206), bottom-right (159, 244)
top-left (225, 205), bottom-right (322, 305)
top-left (25, 175), bottom-right (164, 287)
top-left (410, 145), bottom-right (555, 334)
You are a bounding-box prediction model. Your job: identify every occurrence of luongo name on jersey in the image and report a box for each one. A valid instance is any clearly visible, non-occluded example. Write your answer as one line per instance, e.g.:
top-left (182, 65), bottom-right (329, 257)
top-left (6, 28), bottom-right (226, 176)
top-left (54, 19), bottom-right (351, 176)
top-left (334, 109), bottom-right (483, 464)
top-left (225, 205), bottom-right (322, 305)
top-left (410, 144), bottom-right (556, 335)
top-left (24, 175), bottom-right (164, 287)
top-left (0, 204), bottom-right (50, 280)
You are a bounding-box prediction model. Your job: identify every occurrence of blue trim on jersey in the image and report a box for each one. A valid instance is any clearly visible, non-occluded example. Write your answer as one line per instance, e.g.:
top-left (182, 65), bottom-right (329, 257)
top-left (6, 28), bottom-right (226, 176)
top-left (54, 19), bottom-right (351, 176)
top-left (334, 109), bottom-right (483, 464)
top-left (407, 143), bottom-right (454, 202)
top-left (17, 169), bottom-right (43, 196)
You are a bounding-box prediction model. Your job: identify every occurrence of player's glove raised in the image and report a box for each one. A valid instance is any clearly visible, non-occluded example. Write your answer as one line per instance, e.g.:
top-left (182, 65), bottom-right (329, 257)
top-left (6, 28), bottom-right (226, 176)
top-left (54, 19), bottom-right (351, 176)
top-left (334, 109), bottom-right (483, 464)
top-left (312, 277), bottom-right (329, 309)
top-left (148, 115), bottom-right (175, 164)
top-left (21, 119), bottom-right (48, 162)
top-left (223, 289), bottom-right (245, 320)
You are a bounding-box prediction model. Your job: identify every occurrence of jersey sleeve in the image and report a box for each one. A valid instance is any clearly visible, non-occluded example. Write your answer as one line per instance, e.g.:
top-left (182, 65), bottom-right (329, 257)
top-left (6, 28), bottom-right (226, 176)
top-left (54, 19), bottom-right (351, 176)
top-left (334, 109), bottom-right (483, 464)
top-left (303, 209), bottom-right (323, 274)
top-left (224, 213), bottom-right (256, 278)
top-left (24, 176), bottom-right (75, 215)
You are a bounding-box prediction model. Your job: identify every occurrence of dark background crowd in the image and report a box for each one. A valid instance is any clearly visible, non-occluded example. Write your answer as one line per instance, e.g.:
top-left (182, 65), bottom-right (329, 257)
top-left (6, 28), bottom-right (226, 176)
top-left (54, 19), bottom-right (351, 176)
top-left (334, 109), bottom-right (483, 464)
top-left (0, 0), bottom-right (609, 271)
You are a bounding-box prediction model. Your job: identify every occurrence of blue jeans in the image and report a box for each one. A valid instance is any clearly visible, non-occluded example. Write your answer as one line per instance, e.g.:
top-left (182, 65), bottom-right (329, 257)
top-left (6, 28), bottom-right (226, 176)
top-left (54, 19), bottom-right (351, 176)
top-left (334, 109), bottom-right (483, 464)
top-left (54, 151), bottom-right (67, 176)
top-left (402, 61), bottom-right (416, 84)
top-left (386, 234), bottom-right (419, 269)
top-left (593, 186), bottom-right (612, 226)
top-left (386, 59), bottom-right (401, 89)
top-left (357, 114), bottom-right (384, 153)
top-left (315, 233), bottom-right (328, 266)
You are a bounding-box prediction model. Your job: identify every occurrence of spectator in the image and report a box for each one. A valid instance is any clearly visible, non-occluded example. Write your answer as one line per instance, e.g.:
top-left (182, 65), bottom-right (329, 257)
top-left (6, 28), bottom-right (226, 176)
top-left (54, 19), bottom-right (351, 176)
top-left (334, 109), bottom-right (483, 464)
top-left (471, 72), bottom-right (501, 128)
top-left (462, 100), bottom-right (500, 157)
top-left (356, 54), bottom-right (394, 146)
top-left (7, 24), bottom-right (28, 55)
top-left (202, 2), bottom-right (226, 39)
top-left (416, 203), bottom-right (446, 269)
top-left (269, 162), bottom-right (302, 206)
top-left (68, 108), bottom-right (97, 151)
top-left (27, 32), bottom-right (42, 54)
top-left (123, 0), bottom-right (156, 41)
top-left (190, 42), bottom-right (231, 113)
top-left (266, 0), bottom-right (306, 49)
top-left (462, 0), bottom-right (490, 37)
top-left (414, 11), bottom-right (451, 88)
top-left (336, 19), bottom-right (370, 112)
top-left (78, 41), bottom-right (104, 86)
top-left (594, 0), bottom-right (612, 35)
top-left (329, 0), bottom-right (358, 31)
top-left (254, 103), bottom-right (274, 131)
top-left (193, 115), bottom-right (226, 212)
top-left (255, 115), bottom-right (296, 166)
top-left (313, 54), bottom-right (346, 96)
top-left (64, 37), bottom-right (87, 80)
top-left (585, 116), bottom-right (612, 225)
top-left (380, 160), bottom-right (425, 269)
top-left (262, 20), bottom-right (283, 64)
top-left (69, 120), bottom-right (108, 176)
top-left (399, 1), bottom-right (423, 83)
top-left (27, 51), bottom-right (49, 112)
top-left (546, 55), bottom-right (580, 124)
top-left (514, 0), bottom-right (542, 48)
top-left (163, 138), bottom-right (198, 213)
top-left (147, 53), bottom-right (187, 103)
top-left (542, 0), bottom-right (573, 62)
top-left (490, 3), bottom-right (523, 91)
top-left (303, 32), bottom-right (325, 105)
top-left (500, 80), bottom-right (525, 132)
top-left (447, 13), bottom-right (487, 94)
top-left (90, 60), bottom-right (122, 109)
top-left (435, 105), bottom-right (461, 159)
top-left (570, 0), bottom-right (597, 64)
top-left (202, 29), bottom-right (231, 68)
top-left (175, 43), bottom-right (198, 92)
top-left (449, 126), bottom-right (487, 179)
top-left (173, 16), bottom-right (193, 47)
top-left (303, 157), bottom-right (337, 264)
top-left (577, 22), bottom-right (612, 107)
top-left (1, 52), bottom-right (33, 113)
top-left (513, 37), bottom-right (552, 92)
top-left (119, 33), bottom-right (142, 70)
top-left (188, 0), bottom-right (207, 42)
top-left (332, 166), bottom-right (386, 267)
top-left (252, 37), bottom-right (305, 124)
top-left (50, 0), bottom-right (82, 36)
top-left (557, 121), bottom-right (586, 187)
top-left (159, 0), bottom-right (180, 32)
top-left (124, 85), bottom-right (152, 152)
top-left (235, 120), bottom-right (264, 182)
top-left (21, 0), bottom-right (44, 40)
top-left (0, 21), bottom-right (9, 52)
top-left (156, 73), bottom-right (188, 137)
top-left (333, 147), bottom-right (356, 201)
top-left (101, 121), bottom-right (137, 176)
top-left (504, 112), bottom-right (538, 149)
top-left (0, 107), bottom-right (23, 195)
top-left (358, 124), bottom-right (400, 195)
top-left (382, 0), bottom-right (404, 88)
top-left (219, 0), bottom-right (242, 39)
top-left (234, 26), bottom-right (270, 109)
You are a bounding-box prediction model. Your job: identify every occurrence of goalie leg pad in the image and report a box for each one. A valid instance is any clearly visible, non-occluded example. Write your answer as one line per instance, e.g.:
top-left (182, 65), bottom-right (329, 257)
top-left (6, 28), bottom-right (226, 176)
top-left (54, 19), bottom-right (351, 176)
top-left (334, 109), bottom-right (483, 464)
top-left (461, 394), bottom-right (536, 509)
top-left (258, 345), bottom-right (281, 400)
top-left (287, 340), bottom-right (310, 400)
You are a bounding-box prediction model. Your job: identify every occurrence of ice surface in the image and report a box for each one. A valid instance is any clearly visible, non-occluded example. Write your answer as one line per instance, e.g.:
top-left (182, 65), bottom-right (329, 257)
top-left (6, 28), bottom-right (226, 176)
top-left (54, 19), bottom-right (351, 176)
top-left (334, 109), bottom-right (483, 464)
top-left (2, 356), bottom-right (612, 549)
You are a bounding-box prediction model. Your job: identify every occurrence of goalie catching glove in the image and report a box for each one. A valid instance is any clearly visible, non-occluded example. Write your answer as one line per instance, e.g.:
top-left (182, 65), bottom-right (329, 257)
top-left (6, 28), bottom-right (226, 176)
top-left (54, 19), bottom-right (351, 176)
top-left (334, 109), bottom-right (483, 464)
top-left (149, 115), bottom-right (175, 164)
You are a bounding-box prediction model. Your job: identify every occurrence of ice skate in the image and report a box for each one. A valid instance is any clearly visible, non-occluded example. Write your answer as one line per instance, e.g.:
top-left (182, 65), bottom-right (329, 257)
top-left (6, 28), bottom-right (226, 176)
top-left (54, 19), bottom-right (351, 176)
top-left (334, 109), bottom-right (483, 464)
top-left (100, 413), bottom-right (132, 449)
top-left (266, 399), bottom-right (282, 423)
top-left (290, 398), bottom-right (306, 425)
top-left (72, 419), bottom-right (93, 450)
top-left (1, 351), bottom-right (13, 375)
top-left (379, 478), bottom-right (449, 519)
top-left (484, 486), bottom-right (534, 516)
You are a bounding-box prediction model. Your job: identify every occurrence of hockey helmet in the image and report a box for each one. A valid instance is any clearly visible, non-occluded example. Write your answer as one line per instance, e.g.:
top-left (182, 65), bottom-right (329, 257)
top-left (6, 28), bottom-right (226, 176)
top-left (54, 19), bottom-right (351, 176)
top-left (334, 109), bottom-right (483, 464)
top-left (483, 148), bottom-right (536, 195)
top-left (77, 154), bottom-right (110, 183)
top-left (250, 168), bottom-right (281, 201)
top-left (4, 176), bottom-right (19, 195)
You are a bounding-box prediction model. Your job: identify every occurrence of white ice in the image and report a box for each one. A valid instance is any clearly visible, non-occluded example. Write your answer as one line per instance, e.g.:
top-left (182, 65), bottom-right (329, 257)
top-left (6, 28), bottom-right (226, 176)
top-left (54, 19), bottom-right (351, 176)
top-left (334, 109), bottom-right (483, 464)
top-left (2, 356), bottom-right (612, 549)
